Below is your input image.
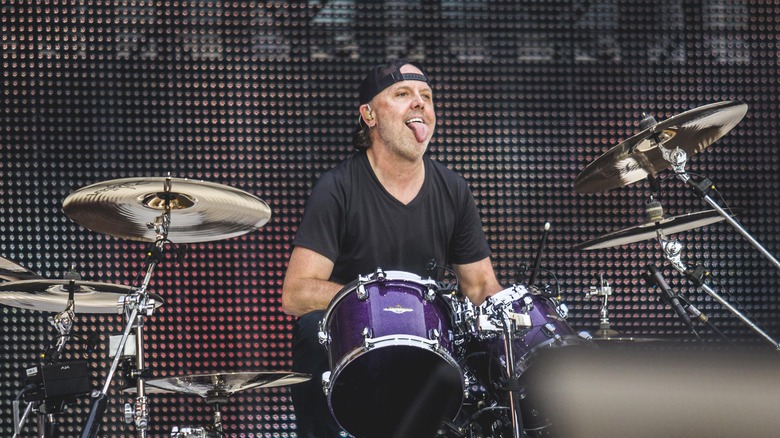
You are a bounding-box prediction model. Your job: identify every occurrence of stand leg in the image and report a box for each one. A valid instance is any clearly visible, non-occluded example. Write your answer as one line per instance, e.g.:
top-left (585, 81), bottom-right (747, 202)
top-left (13, 401), bottom-right (34, 438)
top-left (501, 311), bottom-right (524, 438)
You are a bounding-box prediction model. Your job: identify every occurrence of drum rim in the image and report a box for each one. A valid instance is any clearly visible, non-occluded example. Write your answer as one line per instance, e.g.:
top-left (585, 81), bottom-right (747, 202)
top-left (322, 269), bottom-right (439, 327)
top-left (325, 337), bottom-right (466, 433)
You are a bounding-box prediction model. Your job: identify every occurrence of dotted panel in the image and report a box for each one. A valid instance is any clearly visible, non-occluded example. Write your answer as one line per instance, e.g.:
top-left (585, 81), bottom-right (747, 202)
top-left (1, 1), bottom-right (779, 436)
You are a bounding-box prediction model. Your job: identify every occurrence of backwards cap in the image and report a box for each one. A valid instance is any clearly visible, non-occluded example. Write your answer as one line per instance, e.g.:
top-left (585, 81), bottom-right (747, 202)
top-left (358, 59), bottom-right (429, 105)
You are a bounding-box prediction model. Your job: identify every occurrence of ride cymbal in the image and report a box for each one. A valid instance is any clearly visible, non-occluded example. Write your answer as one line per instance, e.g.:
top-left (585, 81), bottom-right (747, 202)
top-left (63, 177), bottom-right (271, 243)
top-left (574, 209), bottom-right (735, 251)
top-left (0, 256), bottom-right (42, 282)
top-left (144, 371), bottom-right (310, 399)
top-left (574, 101), bottom-right (747, 193)
top-left (0, 279), bottom-right (162, 313)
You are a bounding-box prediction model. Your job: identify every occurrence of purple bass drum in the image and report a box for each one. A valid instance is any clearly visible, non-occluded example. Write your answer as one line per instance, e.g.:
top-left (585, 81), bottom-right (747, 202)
top-left (319, 270), bottom-right (465, 438)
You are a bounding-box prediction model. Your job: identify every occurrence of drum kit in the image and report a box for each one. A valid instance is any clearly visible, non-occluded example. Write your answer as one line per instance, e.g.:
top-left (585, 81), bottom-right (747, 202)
top-left (2, 176), bottom-right (311, 438)
top-left (2, 100), bottom-right (778, 437)
top-left (312, 100), bottom-right (779, 437)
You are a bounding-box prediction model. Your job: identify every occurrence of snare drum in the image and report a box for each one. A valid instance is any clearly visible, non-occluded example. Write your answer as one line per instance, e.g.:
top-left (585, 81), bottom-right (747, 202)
top-left (319, 269), bottom-right (464, 437)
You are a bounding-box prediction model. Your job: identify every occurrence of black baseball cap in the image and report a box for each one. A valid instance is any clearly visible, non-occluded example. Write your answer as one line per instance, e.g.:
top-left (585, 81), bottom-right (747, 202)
top-left (357, 59), bottom-right (429, 105)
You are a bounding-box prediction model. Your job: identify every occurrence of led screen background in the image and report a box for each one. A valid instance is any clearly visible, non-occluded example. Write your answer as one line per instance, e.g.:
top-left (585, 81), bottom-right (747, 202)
top-left (1, 1), bottom-right (778, 436)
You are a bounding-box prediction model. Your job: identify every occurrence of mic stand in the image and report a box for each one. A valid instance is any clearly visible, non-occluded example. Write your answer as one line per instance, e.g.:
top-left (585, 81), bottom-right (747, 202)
top-left (675, 292), bottom-right (733, 344)
top-left (80, 213), bottom-right (169, 438)
top-left (649, 125), bottom-right (780, 270)
top-left (656, 233), bottom-right (779, 349)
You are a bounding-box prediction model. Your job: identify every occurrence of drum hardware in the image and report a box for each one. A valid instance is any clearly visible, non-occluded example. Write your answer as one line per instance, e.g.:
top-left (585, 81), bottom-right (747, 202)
top-left (320, 269), bottom-right (465, 438)
top-left (80, 236), bottom-right (166, 438)
top-left (485, 292), bottom-right (527, 438)
top-left (140, 371), bottom-right (310, 438)
top-left (644, 263), bottom-right (699, 338)
top-left (58, 176), bottom-right (272, 437)
top-left (586, 273), bottom-right (620, 338)
top-left (8, 273), bottom-right (92, 437)
top-left (574, 100), bottom-right (779, 270)
top-left (655, 229), bottom-right (779, 349)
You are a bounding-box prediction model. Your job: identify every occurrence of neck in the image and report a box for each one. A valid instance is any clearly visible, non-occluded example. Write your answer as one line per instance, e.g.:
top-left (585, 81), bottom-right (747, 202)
top-left (366, 148), bottom-right (426, 205)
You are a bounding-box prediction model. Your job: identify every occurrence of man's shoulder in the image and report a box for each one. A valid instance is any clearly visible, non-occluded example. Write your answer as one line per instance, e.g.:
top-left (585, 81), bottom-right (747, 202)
top-left (316, 151), bottom-right (365, 185)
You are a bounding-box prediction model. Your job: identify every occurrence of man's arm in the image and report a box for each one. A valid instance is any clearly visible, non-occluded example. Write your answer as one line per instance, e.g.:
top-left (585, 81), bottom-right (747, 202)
top-left (281, 246), bottom-right (344, 317)
top-left (453, 257), bottom-right (504, 306)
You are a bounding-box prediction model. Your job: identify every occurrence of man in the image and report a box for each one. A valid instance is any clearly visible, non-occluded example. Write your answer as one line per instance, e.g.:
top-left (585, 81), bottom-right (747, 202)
top-left (282, 59), bottom-right (503, 437)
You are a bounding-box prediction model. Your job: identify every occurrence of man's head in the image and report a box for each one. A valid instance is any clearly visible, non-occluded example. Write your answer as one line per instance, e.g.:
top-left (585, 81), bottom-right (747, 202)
top-left (352, 59), bottom-right (434, 151)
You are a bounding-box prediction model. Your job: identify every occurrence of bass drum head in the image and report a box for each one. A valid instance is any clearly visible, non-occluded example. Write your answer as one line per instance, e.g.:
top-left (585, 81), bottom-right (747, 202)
top-left (329, 344), bottom-right (463, 438)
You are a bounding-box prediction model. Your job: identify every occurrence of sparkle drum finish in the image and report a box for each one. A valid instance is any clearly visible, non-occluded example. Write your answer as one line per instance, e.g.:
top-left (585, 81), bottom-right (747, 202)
top-left (319, 270), bottom-right (464, 438)
top-left (475, 285), bottom-right (591, 375)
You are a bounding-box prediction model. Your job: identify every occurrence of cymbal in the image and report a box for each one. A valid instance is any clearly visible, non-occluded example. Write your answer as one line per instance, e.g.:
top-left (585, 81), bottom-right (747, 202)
top-left (574, 101), bottom-right (748, 193)
top-left (588, 329), bottom-right (667, 343)
top-left (63, 177), bottom-right (272, 243)
top-left (143, 371), bottom-right (311, 399)
top-left (574, 209), bottom-right (733, 251)
top-left (0, 279), bottom-right (162, 313)
top-left (0, 256), bottom-right (42, 282)
top-left (591, 335), bottom-right (668, 343)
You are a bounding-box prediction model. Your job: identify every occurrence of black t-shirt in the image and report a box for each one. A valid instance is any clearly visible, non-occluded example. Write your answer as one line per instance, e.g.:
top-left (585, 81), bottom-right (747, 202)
top-left (293, 151), bottom-right (491, 285)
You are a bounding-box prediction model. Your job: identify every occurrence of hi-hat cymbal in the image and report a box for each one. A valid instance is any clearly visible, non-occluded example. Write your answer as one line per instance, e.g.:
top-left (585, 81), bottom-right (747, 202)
top-left (574, 101), bottom-right (748, 193)
top-left (63, 177), bottom-right (272, 243)
top-left (0, 256), bottom-right (42, 282)
top-left (586, 329), bottom-right (668, 343)
top-left (0, 279), bottom-right (162, 313)
top-left (574, 209), bottom-right (734, 251)
top-left (143, 371), bottom-right (310, 399)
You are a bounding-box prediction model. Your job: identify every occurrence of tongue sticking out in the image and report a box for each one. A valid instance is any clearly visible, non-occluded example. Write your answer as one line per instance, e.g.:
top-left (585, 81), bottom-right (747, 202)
top-left (407, 121), bottom-right (429, 143)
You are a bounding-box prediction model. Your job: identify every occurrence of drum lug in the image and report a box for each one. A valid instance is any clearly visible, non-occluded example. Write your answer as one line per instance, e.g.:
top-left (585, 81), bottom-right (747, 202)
top-left (522, 294), bottom-right (534, 311)
top-left (317, 330), bottom-right (330, 347)
top-left (317, 319), bottom-right (331, 347)
top-left (428, 327), bottom-right (440, 342)
top-left (362, 327), bottom-right (374, 349)
top-left (556, 302), bottom-right (569, 319)
top-left (321, 371), bottom-right (331, 396)
top-left (542, 322), bottom-right (557, 338)
top-left (424, 286), bottom-right (437, 302)
top-left (356, 284), bottom-right (369, 301)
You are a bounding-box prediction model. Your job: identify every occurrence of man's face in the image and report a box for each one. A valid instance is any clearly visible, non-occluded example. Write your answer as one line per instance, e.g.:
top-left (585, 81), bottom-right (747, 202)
top-left (370, 64), bottom-right (436, 161)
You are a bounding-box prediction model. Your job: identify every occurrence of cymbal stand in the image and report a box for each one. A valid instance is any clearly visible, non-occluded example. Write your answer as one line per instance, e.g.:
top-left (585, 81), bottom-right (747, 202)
top-left (587, 274), bottom-right (618, 337)
top-left (655, 140), bottom-right (780, 271)
top-left (656, 233), bottom-right (779, 349)
top-left (14, 279), bottom-right (79, 438)
top-left (206, 395), bottom-right (227, 438)
top-left (482, 295), bottom-right (525, 438)
top-left (81, 214), bottom-right (169, 438)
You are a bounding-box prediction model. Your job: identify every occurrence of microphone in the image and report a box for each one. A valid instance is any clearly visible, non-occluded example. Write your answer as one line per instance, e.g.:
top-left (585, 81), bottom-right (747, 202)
top-left (645, 264), bottom-right (694, 330)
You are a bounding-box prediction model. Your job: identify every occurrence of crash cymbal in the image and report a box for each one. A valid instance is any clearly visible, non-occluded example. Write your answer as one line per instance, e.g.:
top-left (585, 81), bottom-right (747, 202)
top-left (144, 371), bottom-right (310, 399)
top-left (63, 177), bottom-right (272, 243)
top-left (0, 256), bottom-right (42, 282)
top-left (574, 101), bottom-right (747, 193)
top-left (0, 279), bottom-right (162, 313)
top-left (574, 209), bottom-right (734, 251)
